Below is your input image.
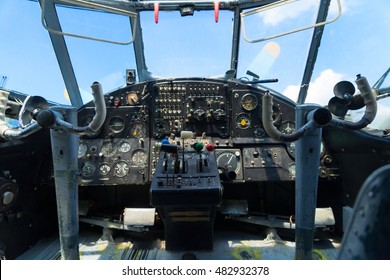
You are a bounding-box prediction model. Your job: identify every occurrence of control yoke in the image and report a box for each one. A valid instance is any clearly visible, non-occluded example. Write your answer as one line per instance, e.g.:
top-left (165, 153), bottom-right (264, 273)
top-left (0, 82), bottom-right (106, 260)
top-left (262, 74), bottom-right (377, 260)
top-left (0, 82), bottom-right (106, 140)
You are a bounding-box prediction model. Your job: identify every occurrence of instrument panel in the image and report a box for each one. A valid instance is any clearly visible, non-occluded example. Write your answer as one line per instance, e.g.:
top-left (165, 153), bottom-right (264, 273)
top-left (77, 78), bottom-right (333, 186)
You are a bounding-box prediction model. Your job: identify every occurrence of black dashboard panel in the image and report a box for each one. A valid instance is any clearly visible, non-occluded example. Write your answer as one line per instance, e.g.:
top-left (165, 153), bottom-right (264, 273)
top-left (77, 78), bottom-right (308, 186)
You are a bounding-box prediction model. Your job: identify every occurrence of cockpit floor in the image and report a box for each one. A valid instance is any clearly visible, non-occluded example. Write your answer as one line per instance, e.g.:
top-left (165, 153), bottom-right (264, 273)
top-left (17, 227), bottom-right (340, 260)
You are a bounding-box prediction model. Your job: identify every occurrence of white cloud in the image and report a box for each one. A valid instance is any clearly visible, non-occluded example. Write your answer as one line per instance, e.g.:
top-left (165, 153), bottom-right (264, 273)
top-left (259, 0), bottom-right (349, 27)
top-left (260, 0), bottom-right (317, 27)
top-left (283, 69), bottom-right (346, 105)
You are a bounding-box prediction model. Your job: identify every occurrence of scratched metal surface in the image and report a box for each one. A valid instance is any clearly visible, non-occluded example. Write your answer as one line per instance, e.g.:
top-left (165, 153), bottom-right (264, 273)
top-left (17, 228), bottom-right (339, 260)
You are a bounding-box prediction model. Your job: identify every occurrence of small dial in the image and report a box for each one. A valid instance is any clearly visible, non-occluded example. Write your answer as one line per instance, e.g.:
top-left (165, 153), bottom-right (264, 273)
top-left (253, 125), bottom-right (265, 138)
top-left (216, 151), bottom-right (241, 174)
top-left (213, 109), bottom-right (226, 120)
top-left (241, 93), bottom-right (258, 111)
top-left (101, 142), bottom-right (116, 157)
top-left (236, 113), bottom-right (251, 129)
top-left (78, 143), bottom-right (88, 158)
top-left (114, 161), bottom-right (130, 177)
top-left (194, 108), bottom-right (206, 121)
top-left (99, 163), bottom-right (111, 176)
top-left (81, 161), bottom-right (96, 177)
top-left (280, 121), bottom-right (295, 134)
top-left (131, 149), bottom-right (147, 166)
top-left (119, 141), bottom-right (131, 153)
top-left (109, 116), bottom-right (125, 133)
top-left (130, 122), bottom-right (146, 138)
top-left (126, 92), bottom-right (139, 105)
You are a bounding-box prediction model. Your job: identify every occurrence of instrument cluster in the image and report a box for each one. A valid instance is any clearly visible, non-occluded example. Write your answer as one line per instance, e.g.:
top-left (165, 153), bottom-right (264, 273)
top-left (76, 78), bottom-right (333, 186)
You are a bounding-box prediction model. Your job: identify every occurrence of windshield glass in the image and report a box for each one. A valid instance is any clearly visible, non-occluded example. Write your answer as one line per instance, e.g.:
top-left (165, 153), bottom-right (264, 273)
top-left (1, 0), bottom-right (389, 127)
top-left (140, 10), bottom-right (233, 78)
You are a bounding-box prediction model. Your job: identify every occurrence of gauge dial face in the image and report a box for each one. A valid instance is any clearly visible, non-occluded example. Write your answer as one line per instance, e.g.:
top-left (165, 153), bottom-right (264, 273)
top-left (126, 92), bottom-right (139, 105)
top-left (101, 142), bottom-right (117, 157)
top-left (213, 109), bottom-right (226, 120)
top-left (81, 161), bottom-right (96, 177)
top-left (131, 150), bottom-right (147, 166)
top-left (99, 163), bottom-right (111, 176)
top-left (78, 143), bottom-right (88, 158)
top-left (109, 117), bottom-right (125, 133)
top-left (253, 125), bottom-right (265, 138)
top-left (119, 141), bottom-right (131, 153)
top-left (241, 93), bottom-right (258, 111)
top-left (236, 113), bottom-right (251, 129)
top-left (216, 151), bottom-right (241, 174)
top-left (130, 122), bottom-right (146, 138)
top-left (114, 161), bottom-right (130, 177)
top-left (280, 121), bottom-right (295, 134)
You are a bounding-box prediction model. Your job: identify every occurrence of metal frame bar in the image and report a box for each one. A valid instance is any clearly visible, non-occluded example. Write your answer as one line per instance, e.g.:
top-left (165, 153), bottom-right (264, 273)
top-left (130, 14), bottom-right (148, 82)
top-left (297, 0), bottom-right (332, 104)
top-left (230, 7), bottom-right (241, 76)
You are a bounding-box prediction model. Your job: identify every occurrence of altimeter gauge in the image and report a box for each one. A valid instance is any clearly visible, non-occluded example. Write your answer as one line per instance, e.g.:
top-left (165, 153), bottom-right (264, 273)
top-left (119, 141), bottom-right (131, 153)
top-left (114, 161), bottom-right (130, 177)
top-left (81, 161), bottom-right (96, 177)
top-left (101, 142), bottom-right (117, 157)
top-left (99, 163), bottom-right (111, 176)
top-left (131, 149), bottom-right (147, 166)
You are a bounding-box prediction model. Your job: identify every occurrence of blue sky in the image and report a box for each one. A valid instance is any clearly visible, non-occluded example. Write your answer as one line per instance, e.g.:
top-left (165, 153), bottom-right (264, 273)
top-left (0, 0), bottom-right (389, 107)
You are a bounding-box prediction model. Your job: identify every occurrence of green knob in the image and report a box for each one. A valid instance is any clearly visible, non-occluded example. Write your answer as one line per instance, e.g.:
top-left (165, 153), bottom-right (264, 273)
top-left (194, 142), bottom-right (204, 152)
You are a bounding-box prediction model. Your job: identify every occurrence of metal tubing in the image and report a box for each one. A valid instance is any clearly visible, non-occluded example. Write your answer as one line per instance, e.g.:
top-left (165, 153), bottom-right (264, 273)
top-left (50, 107), bottom-right (80, 260)
top-left (294, 104), bottom-right (323, 260)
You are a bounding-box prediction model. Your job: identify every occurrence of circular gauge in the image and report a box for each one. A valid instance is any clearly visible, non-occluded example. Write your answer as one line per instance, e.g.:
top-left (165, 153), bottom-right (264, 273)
top-left (130, 122), bottom-right (146, 138)
top-left (213, 109), bottom-right (226, 120)
top-left (78, 143), bottom-right (88, 158)
top-left (109, 116), bottom-right (125, 133)
top-left (99, 163), bottom-right (111, 176)
top-left (119, 141), bottom-right (131, 153)
top-left (236, 113), bottom-right (251, 129)
top-left (241, 93), bottom-right (258, 111)
top-left (280, 121), bottom-right (295, 134)
top-left (131, 149), bottom-right (147, 166)
top-left (101, 142), bottom-right (116, 157)
top-left (113, 161), bottom-right (130, 177)
top-left (216, 151), bottom-right (241, 174)
top-left (81, 161), bottom-right (96, 177)
top-left (253, 125), bottom-right (265, 138)
top-left (126, 92), bottom-right (139, 105)
top-left (194, 108), bottom-right (206, 121)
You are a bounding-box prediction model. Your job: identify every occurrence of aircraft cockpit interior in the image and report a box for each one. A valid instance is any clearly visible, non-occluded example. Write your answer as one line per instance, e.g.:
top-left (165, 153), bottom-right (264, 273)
top-left (0, 0), bottom-right (389, 261)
